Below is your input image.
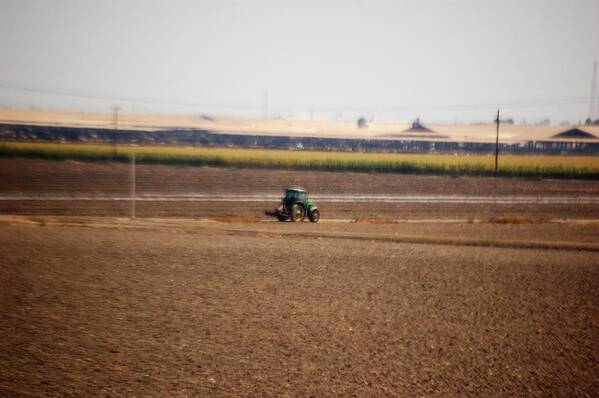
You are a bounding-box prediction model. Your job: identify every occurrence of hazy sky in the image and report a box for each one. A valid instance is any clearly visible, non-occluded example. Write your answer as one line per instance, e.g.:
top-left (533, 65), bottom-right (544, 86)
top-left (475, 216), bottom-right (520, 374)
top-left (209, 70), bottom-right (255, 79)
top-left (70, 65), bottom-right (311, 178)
top-left (1, 0), bottom-right (598, 123)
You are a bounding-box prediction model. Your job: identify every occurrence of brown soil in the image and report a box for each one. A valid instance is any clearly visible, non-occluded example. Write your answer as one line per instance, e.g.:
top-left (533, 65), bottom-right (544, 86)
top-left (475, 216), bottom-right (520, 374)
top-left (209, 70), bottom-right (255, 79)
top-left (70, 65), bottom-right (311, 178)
top-left (2, 158), bottom-right (599, 220)
top-left (1, 220), bottom-right (598, 397)
top-left (2, 158), bottom-right (598, 395)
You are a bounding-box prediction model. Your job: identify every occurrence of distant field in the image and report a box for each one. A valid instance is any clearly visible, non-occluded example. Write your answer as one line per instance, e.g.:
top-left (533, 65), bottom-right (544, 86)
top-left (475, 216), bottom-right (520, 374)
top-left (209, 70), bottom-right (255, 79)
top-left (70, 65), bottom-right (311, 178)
top-left (2, 108), bottom-right (599, 142)
top-left (3, 141), bottom-right (599, 178)
top-left (2, 141), bottom-right (599, 178)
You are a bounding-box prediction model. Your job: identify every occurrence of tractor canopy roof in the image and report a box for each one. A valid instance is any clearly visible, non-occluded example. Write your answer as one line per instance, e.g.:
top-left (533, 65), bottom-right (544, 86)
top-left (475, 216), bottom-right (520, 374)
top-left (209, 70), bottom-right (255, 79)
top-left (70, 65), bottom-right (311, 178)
top-left (285, 187), bottom-right (306, 193)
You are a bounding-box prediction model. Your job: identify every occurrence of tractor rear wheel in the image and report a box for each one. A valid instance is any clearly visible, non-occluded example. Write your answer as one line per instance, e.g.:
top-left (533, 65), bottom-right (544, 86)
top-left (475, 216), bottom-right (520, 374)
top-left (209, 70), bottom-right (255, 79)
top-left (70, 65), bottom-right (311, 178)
top-left (290, 204), bottom-right (304, 222)
top-left (309, 209), bottom-right (320, 223)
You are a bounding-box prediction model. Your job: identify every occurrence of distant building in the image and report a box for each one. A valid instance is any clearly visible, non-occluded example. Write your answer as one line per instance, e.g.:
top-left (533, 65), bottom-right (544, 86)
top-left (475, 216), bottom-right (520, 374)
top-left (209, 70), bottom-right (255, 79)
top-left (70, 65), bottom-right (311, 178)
top-left (552, 128), bottom-right (597, 139)
top-left (403, 118), bottom-right (433, 133)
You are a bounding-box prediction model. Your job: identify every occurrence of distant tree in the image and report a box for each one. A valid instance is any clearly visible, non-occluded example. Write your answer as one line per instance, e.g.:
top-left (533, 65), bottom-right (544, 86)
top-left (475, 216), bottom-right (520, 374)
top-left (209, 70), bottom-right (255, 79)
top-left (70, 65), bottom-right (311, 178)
top-left (535, 118), bottom-right (551, 126)
top-left (357, 117), bottom-right (368, 129)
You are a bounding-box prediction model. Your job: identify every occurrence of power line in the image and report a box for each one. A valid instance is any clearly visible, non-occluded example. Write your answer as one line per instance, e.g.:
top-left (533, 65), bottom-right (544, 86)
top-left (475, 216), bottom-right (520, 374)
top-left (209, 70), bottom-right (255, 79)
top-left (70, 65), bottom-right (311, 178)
top-left (0, 81), bottom-right (590, 114)
top-left (0, 82), bottom-right (253, 111)
top-left (302, 97), bottom-right (589, 112)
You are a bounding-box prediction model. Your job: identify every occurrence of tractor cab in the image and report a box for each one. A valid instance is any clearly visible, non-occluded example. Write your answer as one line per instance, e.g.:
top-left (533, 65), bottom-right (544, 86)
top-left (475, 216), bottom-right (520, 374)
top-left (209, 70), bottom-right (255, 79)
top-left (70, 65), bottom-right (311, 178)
top-left (285, 188), bottom-right (302, 202)
top-left (284, 188), bottom-right (311, 207)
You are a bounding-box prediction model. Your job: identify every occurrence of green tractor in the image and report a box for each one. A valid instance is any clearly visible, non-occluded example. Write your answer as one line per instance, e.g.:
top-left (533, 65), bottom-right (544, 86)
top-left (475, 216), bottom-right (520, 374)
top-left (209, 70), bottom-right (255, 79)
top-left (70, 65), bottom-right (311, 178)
top-left (265, 187), bottom-right (320, 223)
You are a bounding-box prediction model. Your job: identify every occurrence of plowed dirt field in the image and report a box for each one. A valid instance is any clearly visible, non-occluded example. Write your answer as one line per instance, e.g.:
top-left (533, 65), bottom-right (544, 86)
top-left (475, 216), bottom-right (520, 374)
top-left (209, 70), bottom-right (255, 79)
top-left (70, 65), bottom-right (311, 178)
top-left (1, 218), bottom-right (598, 397)
top-left (1, 158), bottom-right (598, 396)
top-left (1, 158), bottom-right (599, 220)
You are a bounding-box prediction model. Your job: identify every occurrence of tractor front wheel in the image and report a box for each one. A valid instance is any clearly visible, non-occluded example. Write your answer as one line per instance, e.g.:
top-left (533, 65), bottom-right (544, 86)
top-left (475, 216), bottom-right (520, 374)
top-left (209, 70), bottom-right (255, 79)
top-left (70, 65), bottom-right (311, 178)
top-left (290, 204), bottom-right (304, 222)
top-left (309, 209), bottom-right (320, 223)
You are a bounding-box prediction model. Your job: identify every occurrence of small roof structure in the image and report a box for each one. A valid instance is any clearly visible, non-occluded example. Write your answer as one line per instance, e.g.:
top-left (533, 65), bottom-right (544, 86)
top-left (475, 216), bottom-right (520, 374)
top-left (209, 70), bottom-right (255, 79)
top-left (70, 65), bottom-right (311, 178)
top-left (403, 118), bottom-right (434, 133)
top-left (552, 128), bottom-right (597, 139)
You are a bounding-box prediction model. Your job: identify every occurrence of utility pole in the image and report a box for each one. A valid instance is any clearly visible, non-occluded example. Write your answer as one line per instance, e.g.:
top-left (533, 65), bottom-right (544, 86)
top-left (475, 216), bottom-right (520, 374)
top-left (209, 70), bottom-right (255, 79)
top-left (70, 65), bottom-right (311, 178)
top-left (112, 105), bottom-right (121, 157)
top-left (263, 89), bottom-right (268, 119)
top-left (113, 105), bottom-right (121, 130)
top-left (130, 152), bottom-right (136, 219)
top-left (589, 60), bottom-right (597, 123)
top-left (494, 109), bottom-right (500, 177)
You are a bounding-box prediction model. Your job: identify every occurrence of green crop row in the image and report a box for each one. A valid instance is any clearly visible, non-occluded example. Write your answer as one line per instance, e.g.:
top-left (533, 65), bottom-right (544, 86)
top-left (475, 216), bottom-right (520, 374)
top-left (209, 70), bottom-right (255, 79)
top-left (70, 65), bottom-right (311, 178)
top-left (1, 141), bottom-right (598, 179)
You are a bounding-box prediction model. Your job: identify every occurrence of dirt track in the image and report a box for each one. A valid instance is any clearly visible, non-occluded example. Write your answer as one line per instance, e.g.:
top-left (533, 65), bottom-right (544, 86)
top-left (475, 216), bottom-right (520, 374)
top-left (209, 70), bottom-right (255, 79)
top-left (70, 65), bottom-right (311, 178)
top-left (1, 218), bottom-right (598, 397)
